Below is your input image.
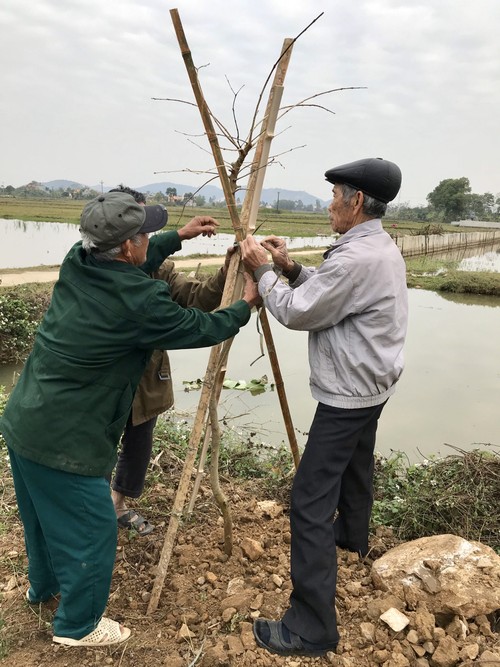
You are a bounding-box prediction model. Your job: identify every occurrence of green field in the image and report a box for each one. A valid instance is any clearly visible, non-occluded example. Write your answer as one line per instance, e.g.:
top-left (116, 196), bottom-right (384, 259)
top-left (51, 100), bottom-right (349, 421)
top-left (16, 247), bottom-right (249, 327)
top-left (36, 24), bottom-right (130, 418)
top-left (0, 197), bottom-right (487, 238)
top-left (0, 196), bottom-right (329, 236)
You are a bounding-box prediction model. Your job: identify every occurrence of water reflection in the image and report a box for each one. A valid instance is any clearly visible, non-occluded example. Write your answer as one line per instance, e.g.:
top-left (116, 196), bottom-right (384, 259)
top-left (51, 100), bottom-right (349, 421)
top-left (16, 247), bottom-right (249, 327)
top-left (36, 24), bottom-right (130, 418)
top-left (167, 290), bottom-right (500, 462)
top-left (2, 216), bottom-right (499, 271)
top-left (458, 250), bottom-right (500, 272)
top-left (2, 290), bottom-right (498, 462)
top-left (0, 218), bottom-right (331, 269)
top-left (437, 291), bottom-right (500, 307)
top-left (0, 219), bottom-right (81, 268)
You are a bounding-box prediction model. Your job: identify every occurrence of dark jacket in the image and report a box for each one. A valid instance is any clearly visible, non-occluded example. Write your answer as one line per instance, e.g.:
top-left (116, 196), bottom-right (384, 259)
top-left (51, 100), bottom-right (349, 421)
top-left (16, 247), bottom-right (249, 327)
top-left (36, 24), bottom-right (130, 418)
top-left (131, 261), bottom-right (226, 425)
top-left (0, 231), bottom-right (250, 476)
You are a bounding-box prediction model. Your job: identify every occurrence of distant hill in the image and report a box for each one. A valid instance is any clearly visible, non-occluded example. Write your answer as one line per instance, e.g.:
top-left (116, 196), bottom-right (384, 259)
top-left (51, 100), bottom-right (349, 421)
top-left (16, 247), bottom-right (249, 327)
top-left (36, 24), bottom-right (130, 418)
top-left (41, 179), bottom-right (329, 207)
top-left (137, 182), bottom-right (329, 207)
top-left (261, 188), bottom-right (328, 208)
top-left (43, 179), bottom-right (88, 190)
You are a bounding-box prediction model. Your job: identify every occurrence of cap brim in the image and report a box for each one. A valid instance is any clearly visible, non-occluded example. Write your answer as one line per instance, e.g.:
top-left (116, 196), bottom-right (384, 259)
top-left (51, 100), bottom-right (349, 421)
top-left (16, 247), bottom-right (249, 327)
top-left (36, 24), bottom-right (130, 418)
top-left (139, 205), bottom-right (168, 234)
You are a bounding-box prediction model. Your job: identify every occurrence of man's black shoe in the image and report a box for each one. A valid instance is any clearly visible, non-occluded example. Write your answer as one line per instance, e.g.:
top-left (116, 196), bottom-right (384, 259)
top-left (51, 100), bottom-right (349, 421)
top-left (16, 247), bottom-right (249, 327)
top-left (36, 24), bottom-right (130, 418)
top-left (253, 618), bottom-right (338, 657)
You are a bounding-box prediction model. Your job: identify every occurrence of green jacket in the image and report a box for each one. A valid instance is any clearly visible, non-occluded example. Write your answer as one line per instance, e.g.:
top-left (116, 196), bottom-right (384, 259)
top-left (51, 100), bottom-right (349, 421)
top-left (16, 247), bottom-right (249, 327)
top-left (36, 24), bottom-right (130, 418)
top-left (132, 261), bottom-right (226, 425)
top-left (0, 231), bottom-right (250, 477)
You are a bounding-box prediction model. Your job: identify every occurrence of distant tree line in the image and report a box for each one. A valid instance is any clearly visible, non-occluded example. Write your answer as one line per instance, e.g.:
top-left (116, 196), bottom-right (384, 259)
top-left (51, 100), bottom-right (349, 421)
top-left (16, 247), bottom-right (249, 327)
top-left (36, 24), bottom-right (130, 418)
top-left (0, 181), bottom-right (100, 200)
top-left (2, 178), bottom-right (499, 222)
top-left (388, 177), bottom-right (500, 223)
top-left (268, 198), bottom-right (325, 213)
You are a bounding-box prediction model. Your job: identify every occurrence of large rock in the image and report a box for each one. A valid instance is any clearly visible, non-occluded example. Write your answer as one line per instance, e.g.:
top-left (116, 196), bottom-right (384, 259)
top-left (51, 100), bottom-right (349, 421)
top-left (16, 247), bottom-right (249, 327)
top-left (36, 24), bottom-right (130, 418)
top-left (371, 535), bottom-right (500, 617)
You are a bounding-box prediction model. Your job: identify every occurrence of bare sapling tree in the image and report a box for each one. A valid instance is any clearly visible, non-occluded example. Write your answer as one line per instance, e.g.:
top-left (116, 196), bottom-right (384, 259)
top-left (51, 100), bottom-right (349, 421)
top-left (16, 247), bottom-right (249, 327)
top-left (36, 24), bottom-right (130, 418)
top-left (148, 8), bottom-right (362, 614)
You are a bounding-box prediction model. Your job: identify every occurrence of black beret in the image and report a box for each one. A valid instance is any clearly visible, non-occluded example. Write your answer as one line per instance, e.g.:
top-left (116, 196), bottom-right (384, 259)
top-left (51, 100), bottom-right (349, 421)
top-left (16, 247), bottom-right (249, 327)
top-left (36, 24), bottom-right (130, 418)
top-left (325, 157), bottom-right (402, 203)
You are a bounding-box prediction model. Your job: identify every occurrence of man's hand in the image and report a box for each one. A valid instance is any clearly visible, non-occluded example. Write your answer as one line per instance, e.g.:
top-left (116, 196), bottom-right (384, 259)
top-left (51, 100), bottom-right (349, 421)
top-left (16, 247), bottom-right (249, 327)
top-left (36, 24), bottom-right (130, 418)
top-left (178, 216), bottom-right (219, 241)
top-left (260, 235), bottom-right (294, 273)
top-left (240, 234), bottom-right (269, 271)
top-left (241, 271), bottom-right (262, 308)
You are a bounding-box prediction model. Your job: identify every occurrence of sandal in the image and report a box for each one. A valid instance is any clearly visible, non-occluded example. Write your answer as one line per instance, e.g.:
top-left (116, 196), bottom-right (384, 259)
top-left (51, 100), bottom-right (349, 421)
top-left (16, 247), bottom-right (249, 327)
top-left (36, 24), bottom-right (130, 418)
top-left (53, 617), bottom-right (131, 646)
top-left (253, 618), bottom-right (337, 657)
top-left (117, 509), bottom-right (154, 536)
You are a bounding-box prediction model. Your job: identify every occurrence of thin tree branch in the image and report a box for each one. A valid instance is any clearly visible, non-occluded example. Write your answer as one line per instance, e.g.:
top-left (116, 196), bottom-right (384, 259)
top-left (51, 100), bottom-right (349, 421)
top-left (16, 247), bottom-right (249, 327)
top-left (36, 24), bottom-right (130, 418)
top-left (283, 103), bottom-right (337, 116)
top-left (153, 168), bottom-right (219, 176)
top-left (174, 129), bottom-right (242, 149)
top-left (151, 96), bottom-right (198, 106)
top-left (225, 75), bottom-right (245, 146)
top-left (244, 12), bottom-right (324, 145)
top-left (278, 86), bottom-right (366, 119)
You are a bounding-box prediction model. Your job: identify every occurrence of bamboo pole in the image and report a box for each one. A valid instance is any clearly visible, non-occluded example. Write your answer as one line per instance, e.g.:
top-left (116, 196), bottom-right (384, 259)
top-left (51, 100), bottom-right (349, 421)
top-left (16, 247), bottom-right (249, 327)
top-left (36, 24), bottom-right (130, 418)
top-left (148, 11), bottom-right (297, 614)
top-left (258, 310), bottom-right (301, 469)
top-left (169, 9), bottom-right (244, 242)
top-left (236, 38), bottom-right (300, 468)
top-left (186, 38), bottom-right (299, 515)
top-left (186, 364), bottom-right (225, 515)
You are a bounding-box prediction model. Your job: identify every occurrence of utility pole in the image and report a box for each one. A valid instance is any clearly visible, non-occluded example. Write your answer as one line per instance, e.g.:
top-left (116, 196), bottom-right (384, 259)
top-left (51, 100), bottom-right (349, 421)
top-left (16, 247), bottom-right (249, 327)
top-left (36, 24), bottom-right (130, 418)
top-left (100, 180), bottom-right (104, 194)
top-left (276, 190), bottom-right (280, 212)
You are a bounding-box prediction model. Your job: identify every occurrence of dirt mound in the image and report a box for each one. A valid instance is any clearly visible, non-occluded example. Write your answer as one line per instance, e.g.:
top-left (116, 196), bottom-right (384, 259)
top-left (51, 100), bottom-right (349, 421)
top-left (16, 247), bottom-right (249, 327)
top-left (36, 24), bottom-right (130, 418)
top-left (1, 468), bottom-right (498, 666)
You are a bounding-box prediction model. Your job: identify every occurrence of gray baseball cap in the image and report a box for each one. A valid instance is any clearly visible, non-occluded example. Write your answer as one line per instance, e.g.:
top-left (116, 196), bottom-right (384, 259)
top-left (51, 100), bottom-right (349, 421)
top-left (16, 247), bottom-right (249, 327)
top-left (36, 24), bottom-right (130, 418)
top-left (80, 191), bottom-right (168, 251)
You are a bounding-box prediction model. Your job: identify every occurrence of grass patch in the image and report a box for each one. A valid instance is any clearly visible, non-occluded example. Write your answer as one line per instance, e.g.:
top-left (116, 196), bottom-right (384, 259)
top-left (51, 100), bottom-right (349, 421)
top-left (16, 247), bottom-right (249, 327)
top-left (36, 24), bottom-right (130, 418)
top-left (405, 256), bottom-right (459, 273)
top-left (153, 413), bottom-right (295, 490)
top-left (406, 267), bottom-right (500, 295)
top-left (438, 270), bottom-right (500, 295)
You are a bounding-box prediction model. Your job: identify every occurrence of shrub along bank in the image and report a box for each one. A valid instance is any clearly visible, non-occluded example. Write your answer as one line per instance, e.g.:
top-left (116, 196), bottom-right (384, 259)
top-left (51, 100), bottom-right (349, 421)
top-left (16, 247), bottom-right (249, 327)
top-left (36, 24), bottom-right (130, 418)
top-left (0, 284), bottom-right (51, 363)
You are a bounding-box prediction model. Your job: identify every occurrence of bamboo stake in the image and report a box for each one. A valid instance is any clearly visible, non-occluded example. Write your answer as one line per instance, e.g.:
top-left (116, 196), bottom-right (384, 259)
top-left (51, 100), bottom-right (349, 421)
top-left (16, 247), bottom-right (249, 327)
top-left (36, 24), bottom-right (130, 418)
top-left (236, 38), bottom-right (300, 468)
top-left (186, 364), bottom-right (225, 515)
top-left (258, 310), bottom-right (300, 468)
top-left (169, 9), bottom-right (244, 242)
top-left (148, 11), bottom-right (297, 613)
top-left (241, 39), bottom-right (300, 467)
top-left (242, 40), bottom-right (293, 235)
top-left (186, 38), bottom-right (299, 516)
top-left (148, 12), bottom-right (247, 614)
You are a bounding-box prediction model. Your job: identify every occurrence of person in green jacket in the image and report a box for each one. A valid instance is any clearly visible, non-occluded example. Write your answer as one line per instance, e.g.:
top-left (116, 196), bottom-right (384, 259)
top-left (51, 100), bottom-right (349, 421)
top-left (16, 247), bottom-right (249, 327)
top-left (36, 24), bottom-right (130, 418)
top-left (0, 191), bottom-right (260, 647)
top-left (108, 185), bottom-right (235, 536)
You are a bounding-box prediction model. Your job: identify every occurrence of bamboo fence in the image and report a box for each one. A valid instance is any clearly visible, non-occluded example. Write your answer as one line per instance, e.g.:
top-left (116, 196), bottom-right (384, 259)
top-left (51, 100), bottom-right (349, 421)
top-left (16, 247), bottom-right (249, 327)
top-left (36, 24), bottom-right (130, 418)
top-left (396, 231), bottom-right (500, 258)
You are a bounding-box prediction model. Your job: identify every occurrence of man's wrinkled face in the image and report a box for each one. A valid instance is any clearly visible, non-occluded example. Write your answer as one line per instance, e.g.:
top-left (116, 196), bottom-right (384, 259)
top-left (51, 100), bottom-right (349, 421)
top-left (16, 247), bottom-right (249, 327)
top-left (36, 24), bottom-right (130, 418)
top-left (328, 184), bottom-right (356, 234)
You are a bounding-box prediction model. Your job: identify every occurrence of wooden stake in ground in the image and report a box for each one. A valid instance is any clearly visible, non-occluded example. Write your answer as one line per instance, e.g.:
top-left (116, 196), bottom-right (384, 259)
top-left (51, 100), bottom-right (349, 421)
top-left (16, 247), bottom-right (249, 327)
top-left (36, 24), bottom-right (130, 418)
top-left (148, 10), bottom-right (297, 614)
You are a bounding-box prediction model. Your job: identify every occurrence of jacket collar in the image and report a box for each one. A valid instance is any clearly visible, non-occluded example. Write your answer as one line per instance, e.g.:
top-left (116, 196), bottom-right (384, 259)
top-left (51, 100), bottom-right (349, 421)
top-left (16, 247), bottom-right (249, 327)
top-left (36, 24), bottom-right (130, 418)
top-left (323, 218), bottom-right (383, 258)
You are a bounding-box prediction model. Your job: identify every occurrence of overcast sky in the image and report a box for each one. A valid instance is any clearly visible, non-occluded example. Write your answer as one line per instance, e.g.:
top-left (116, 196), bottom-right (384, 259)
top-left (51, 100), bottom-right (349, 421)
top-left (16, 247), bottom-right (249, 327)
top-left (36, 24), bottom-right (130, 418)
top-left (1, 0), bottom-right (499, 205)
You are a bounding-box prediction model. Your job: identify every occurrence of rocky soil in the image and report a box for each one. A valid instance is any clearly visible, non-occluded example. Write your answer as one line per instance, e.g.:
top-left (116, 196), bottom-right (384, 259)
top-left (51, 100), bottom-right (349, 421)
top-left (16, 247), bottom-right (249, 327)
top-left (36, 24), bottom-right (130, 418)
top-left (1, 452), bottom-right (499, 667)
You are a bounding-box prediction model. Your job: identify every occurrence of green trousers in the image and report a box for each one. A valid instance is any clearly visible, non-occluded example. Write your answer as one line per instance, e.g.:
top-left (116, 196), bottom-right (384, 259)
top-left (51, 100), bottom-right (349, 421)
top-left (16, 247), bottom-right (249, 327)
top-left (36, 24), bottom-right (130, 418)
top-left (8, 447), bottom-right (117, 639)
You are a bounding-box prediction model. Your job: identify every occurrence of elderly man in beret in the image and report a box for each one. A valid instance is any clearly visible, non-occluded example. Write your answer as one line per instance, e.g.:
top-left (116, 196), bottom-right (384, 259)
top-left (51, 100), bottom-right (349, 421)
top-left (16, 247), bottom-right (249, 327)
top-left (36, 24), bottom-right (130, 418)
top-left (240, 158), bottom-right (408, 657)
top-left (0, 191), bottom-right (260, 647)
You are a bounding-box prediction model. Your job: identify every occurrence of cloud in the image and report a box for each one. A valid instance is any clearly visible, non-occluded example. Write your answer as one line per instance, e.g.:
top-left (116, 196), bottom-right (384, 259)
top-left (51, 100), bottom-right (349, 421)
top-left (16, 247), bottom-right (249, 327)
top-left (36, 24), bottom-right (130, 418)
top-left (1, 0), bottom-right (500, 205)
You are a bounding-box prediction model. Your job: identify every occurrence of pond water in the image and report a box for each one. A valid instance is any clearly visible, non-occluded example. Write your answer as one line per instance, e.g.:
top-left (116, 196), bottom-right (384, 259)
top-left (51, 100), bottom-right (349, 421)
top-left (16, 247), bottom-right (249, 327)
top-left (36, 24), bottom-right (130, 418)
top-left (458, 250), bottom-right (500, 272)
top-left (0, 218), bottom-right (330, 269)
top-left (1, 289), bottom-right (499, 463)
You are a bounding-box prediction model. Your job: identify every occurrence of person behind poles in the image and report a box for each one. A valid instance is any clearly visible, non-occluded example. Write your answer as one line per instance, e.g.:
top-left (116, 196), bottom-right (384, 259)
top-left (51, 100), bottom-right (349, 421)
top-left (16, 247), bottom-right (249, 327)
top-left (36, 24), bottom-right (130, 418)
top-left (240, 158), bottom-right (408, 658)
top-left (0, 191), bottom-right (261, 647)
top-left (107, 185), bottom-right (235, 535)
